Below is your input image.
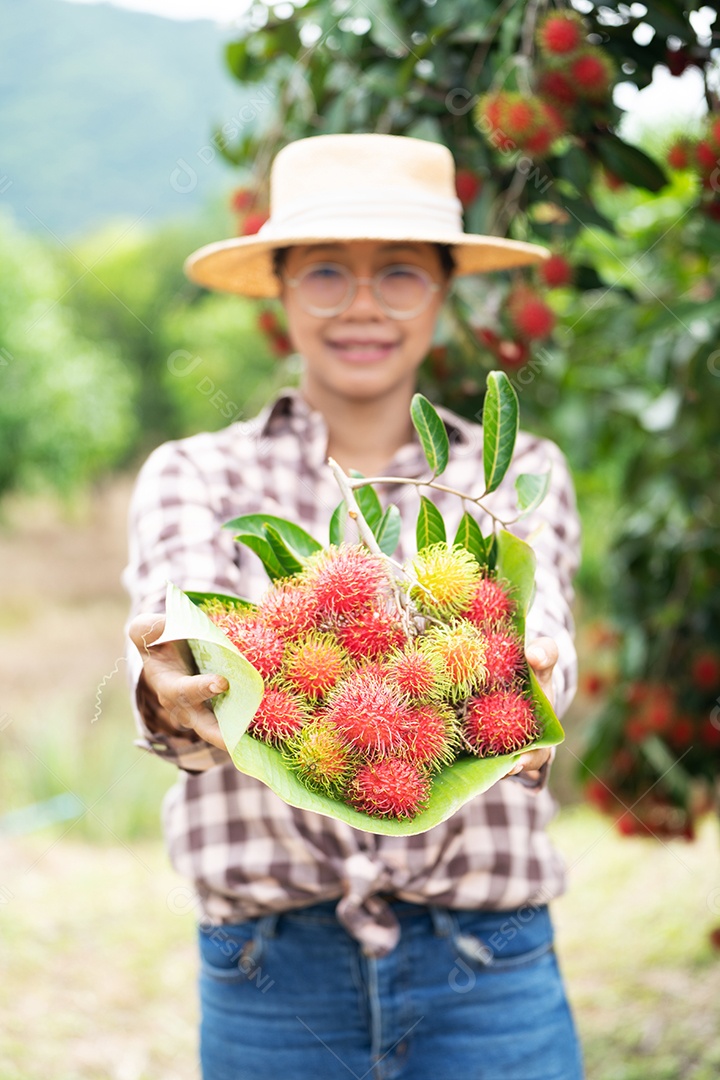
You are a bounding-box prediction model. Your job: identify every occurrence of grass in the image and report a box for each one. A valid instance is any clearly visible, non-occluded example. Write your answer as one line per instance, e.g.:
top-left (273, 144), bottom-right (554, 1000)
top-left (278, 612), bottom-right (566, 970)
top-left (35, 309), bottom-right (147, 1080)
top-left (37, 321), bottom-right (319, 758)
top-left (1, 809), bottom-right (719, 1080)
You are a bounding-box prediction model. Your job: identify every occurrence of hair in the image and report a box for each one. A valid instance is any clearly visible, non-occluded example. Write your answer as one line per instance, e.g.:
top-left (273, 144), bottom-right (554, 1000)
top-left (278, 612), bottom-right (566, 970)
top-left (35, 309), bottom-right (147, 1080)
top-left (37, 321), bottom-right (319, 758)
top-left (271, 243), bottom-right (456, 281)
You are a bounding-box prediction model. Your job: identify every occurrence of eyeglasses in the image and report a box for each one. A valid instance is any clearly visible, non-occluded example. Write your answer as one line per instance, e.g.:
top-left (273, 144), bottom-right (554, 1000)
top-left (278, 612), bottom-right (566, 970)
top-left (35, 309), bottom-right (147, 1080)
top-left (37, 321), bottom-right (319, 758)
top-left (282, 261), bottom-right (441, 319)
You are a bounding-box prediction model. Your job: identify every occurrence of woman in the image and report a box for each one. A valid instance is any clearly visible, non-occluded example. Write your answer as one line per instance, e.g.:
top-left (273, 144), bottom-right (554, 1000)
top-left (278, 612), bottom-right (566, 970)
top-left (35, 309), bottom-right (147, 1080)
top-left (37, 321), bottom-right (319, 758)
top-left (124, 133), bottom-right (584, 1079)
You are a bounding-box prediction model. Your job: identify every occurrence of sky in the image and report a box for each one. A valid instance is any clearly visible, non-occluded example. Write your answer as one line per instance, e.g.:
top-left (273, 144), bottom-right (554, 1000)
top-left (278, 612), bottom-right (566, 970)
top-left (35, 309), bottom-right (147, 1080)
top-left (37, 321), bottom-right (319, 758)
top-left (61, 0), bottom-right (716, 136)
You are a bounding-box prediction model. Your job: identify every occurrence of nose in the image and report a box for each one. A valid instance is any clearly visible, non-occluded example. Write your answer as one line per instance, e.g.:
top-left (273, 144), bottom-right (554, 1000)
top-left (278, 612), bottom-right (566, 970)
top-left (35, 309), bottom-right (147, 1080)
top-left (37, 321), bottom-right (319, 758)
top-left (342, 277), bottom-right (383, 319)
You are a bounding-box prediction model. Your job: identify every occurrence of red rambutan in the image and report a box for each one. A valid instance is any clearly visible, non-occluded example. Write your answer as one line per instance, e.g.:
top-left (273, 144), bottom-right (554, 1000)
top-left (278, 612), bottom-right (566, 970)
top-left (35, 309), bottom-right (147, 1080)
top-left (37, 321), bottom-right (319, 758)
top-left (455, 169), bottom-right (482, 207)
top-left (540, 254), bottom-right (573, 289)
top-left (464, 690), bottom-right (539, 756)
top-left (282, 632), bottom-right (350, 700)
top-left (536, 11), bottom-right (586, 56)
top-left (461, 574), bottom-right (515, 627)
top-left (420, 622), bottom-right (487, 701)
top-left (230, 187), bottom-right (255, 213)
top-left (248, 685), bottom-right (310, 746)
top-left (223, 616), bottom-right (286, 679)
top-left (696, 140), bottom-right (718, 174)
top-left (666, 140), bottom-right (694, 171)
top-left (282, 716), bottom-right (357, 794)
top-left (692, 651), bottom-right (720, 691)
top-left (241, 211), bottom-right (269, 236)
top-left (385, 644), bottom-right (449, 701)
top-left (567, 48), bottom-right (616, 101)
top-left (303, 545), bottom-right (389, 616)
top-left (335, 607), bottom-right (407, 660)
top-left (348, 757), bottom-right (431, 819)
top-left (507, 288), bottom-right (556, 341)
top-left (258, 580), bottom-right (320, 640)
top-left (483, 628), bottom-right (525, 688)
top-left (537, 69), bottom-right (578, 109)
top-left (326, 671), bottom-right (409, 756)
top-left (399, 703), bottom-right (458, 772)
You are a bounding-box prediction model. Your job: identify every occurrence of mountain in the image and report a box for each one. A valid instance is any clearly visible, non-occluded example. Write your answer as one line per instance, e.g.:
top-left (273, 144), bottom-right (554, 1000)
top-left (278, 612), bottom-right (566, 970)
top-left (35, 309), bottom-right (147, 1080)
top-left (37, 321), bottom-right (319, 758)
top-left (0, 0), bottom-right (253, 240)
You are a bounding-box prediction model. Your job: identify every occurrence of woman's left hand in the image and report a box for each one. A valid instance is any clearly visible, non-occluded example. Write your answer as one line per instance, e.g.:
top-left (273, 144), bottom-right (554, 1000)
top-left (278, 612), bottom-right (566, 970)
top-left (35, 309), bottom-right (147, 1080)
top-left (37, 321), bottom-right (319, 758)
top-left (506, 636), bottom-right (558, 780)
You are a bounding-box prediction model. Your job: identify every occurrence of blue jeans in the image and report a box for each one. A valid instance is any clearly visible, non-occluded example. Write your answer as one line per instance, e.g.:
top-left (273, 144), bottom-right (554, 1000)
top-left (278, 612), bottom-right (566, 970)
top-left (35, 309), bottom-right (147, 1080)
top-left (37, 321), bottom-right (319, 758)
top-left (198, 898), bottom-right (584, 1080)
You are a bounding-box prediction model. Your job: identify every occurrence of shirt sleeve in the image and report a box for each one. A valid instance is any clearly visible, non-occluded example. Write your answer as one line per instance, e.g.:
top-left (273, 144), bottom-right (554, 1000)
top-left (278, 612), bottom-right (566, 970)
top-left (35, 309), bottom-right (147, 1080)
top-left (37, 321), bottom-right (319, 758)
top-left (519, 438), bottom-right (581, 720)
top-left (507, 436), bottom-right (581, 794)
top-left (121, 439), bottom-right (243, 773)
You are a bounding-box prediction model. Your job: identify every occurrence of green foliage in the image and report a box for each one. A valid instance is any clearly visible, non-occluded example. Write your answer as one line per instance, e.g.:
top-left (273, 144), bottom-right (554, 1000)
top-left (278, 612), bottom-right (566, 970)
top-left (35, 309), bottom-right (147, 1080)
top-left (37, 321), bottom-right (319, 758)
top-left (482, 370), bottom-right (519, 494)
top-left (0, 211), bottom-right (137, 498)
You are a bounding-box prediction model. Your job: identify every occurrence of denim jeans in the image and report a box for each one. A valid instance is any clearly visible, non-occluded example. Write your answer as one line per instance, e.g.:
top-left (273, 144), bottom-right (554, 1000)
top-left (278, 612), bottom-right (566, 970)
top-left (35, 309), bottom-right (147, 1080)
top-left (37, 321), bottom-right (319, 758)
top-left (198, 898), bottom-right (584, 1080)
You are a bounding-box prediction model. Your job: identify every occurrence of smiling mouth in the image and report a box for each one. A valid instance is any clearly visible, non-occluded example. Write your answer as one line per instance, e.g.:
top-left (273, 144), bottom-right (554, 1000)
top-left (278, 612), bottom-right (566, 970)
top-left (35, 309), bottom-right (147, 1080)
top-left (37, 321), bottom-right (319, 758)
top-left (326, 339), bottom-right (400, 361)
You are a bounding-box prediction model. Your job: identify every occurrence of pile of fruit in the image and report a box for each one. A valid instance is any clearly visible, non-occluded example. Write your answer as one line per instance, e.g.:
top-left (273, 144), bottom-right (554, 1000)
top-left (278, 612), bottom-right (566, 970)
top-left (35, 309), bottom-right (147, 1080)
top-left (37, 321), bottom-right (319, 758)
top-left (201, 542), bottom-right (540, 820)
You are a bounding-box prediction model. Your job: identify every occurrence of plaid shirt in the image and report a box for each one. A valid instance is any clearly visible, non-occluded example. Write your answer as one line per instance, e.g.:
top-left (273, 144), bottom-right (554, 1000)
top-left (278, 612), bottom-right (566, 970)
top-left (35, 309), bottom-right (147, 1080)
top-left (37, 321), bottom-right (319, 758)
top-left (122, 388), bottom-right (581, 958)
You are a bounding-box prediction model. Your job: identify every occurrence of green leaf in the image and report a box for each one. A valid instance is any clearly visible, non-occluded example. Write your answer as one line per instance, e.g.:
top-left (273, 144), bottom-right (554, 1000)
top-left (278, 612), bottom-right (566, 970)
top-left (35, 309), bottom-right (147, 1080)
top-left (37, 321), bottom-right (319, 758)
top-left (375, 504), bottom-right (402, 556)
top-left (186, 589), bottom-right (256, 612)
top-left (453, 512), bottom-right (487, 565)
top-left (233, 534), bottom-right (286, 582)
top-left (223, 513), bottom-right (322, 558)
top-left (515, 471), bottom-right (551, 519)
top-left (155, 583), bottom-right (265, 751)
top-left (263, 524), bottom-right (305, 577)
top-left (410, 393), bottom-right (450, 476)
top-left (416, 495), bottom-right (447, 550)
top-left (482, 370), bottom-right (519, 494)
top-left (159, 530), bottom-right (563, 836)
top-left (329, 501), bottom-right (346, 546)
top-left (594, 133), bottom-right (668, 193)
top-left (349, 470), bottom-right (383, 533)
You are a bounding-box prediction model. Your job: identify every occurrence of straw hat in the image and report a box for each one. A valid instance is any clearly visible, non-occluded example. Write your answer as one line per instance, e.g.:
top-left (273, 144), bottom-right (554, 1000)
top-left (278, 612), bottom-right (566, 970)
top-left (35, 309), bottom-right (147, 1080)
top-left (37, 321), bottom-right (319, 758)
top-left (184, 133), bottom-right (550, 297)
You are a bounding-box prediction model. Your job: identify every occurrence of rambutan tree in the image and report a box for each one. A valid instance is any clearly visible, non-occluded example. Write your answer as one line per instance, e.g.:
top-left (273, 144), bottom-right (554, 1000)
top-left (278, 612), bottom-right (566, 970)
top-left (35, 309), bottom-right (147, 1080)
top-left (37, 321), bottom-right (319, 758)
top-left (192, 1), bottom-right (720, 863)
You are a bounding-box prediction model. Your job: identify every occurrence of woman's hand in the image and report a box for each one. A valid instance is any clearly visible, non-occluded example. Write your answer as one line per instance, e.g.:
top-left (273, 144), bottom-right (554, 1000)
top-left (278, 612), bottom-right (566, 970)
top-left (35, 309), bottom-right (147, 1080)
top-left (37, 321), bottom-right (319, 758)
top-left (506, 636), bottom-right (558, 780)
top-left (128, 614), bottom-right (229, 752)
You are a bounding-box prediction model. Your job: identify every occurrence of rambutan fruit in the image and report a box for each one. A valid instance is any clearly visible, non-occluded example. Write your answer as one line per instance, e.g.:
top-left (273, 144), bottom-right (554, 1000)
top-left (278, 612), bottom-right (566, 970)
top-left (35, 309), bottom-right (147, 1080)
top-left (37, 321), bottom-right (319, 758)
top-left (302, 545), bottom-right (389, 616)
top-left (385, 644), bottom-right (449, 702)
top-left (335, 607), bottom-right (408, 660)
top-left (258, 579), bottom-right (320, 640)
top-left (222, 616), bottom-right (286, 679)
top-left (248, 685), bottom-right (310, 746)
top-left (464, 690), bottom-right (539, 756)
top-left (666, 139), bottom-right (694, 171)
top-left (420, 622), bottom-right (487, 702)
top-left (540, 253), bottom-right (573, 289)
top-left (692, 651), bottom-right (720, 691)
top-left (326, 670), bottom-right (409, 756)
top-left (483, 628), bottom-right (525, 688)
top-left (536, 11), bottom-right (586, 56)
top-left (399, 703), bottom-right (458, 772)
top-left (455, 169), bottom-right (482, 207)
top-left (567, 47), bottom-right (617, 102)
top-left (348, 757), bottom-right (431, 819)
top-left (537, 69), bottom-right (578, 109)
top-left (461, 574), bottom-right (515, 627)
top-left (230, 187), bottom-right (255, 213)
top-left (507, 287), bottom-right (556, 341)
top-left (409, 543), bottom-right (481, 619)
top-left (241, 211), bottom-right (269, 236)
top-left (282, 632), bottom-right (350, 700)
top-left (282, 716), bottom-right (357, 794)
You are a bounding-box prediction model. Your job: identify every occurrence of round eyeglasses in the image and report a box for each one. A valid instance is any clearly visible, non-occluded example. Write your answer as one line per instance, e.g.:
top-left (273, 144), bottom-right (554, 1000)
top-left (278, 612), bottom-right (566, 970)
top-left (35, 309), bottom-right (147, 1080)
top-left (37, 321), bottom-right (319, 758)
top-left (282, 261), bottom-right (441, 319)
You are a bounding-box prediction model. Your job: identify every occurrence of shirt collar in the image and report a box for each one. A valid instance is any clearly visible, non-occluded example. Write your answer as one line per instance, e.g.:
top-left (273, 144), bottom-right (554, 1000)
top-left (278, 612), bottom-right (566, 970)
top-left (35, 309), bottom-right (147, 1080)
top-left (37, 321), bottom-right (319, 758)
top-left (254, 386), bottom-right (474, 477)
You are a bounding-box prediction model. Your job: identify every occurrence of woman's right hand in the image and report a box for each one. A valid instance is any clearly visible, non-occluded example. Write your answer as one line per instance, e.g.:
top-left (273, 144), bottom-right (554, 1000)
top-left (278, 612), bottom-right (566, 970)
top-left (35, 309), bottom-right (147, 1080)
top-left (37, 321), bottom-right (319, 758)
top-left (128, 614), bottom-right (229, 751)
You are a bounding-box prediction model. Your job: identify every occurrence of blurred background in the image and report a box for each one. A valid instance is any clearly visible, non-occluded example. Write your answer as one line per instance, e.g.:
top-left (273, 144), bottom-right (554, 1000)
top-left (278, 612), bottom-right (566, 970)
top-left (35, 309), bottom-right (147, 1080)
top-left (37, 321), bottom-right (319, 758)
top-left (1, 0), bottom-right (719, 1076)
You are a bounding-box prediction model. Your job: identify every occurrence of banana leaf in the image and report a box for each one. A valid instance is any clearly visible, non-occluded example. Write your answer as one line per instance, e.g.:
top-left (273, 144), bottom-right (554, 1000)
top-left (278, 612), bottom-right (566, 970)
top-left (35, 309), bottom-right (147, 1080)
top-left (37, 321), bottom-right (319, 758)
top-left (157, 528), bottom-right (564, 835)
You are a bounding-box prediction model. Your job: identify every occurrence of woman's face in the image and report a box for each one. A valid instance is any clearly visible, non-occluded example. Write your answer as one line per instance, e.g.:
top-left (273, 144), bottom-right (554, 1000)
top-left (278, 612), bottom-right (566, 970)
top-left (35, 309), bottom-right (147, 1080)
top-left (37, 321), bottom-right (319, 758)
top-left (279, 240), bottom-right (450, 402)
